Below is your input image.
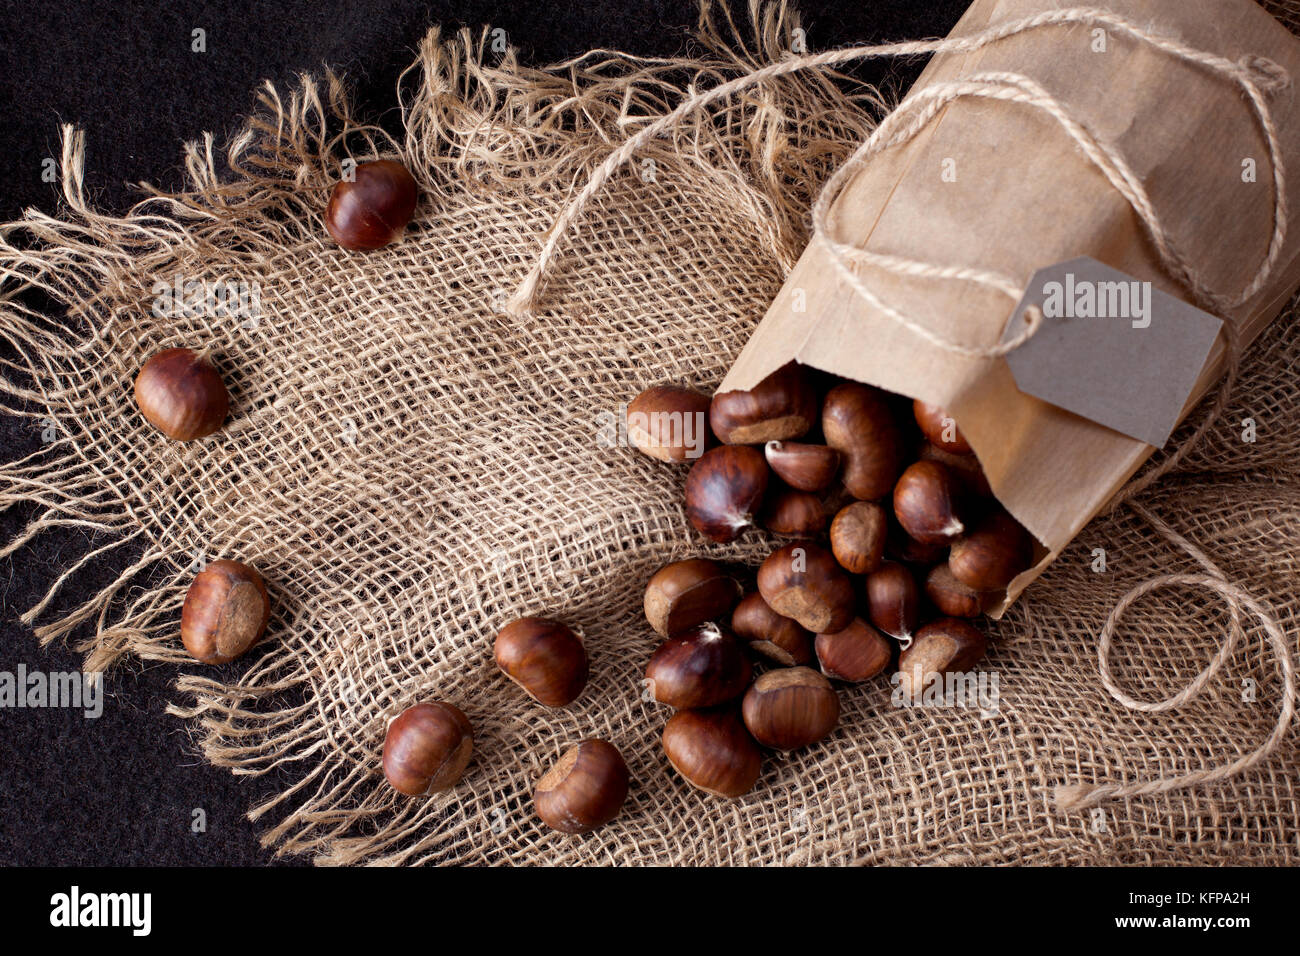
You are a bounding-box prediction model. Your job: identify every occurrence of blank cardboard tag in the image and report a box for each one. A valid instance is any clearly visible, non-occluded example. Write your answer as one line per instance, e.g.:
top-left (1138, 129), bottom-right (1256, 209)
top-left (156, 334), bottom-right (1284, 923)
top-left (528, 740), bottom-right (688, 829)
top-left (1001, 257), bottom-right (1222, 448)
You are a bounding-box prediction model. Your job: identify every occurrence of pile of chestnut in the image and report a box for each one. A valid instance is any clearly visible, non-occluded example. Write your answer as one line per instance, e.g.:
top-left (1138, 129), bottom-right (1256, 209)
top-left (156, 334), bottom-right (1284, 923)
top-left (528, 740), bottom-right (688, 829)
top-left (628, 361), bottom-right (1036, 799)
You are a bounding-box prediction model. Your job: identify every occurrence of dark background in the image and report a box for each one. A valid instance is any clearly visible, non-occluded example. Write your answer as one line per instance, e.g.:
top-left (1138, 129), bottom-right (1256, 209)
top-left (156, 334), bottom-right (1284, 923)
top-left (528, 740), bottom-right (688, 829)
top-left (0, 0), bottom-right (966, 865)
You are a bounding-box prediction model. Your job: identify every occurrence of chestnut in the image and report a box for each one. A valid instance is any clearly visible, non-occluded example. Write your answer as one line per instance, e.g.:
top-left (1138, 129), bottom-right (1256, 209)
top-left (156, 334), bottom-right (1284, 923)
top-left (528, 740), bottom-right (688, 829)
top-left (893, 460), bottom-right (966, 545)
top-left (897, 617), bottom-right (988, 702)
top-left (760, 487), bottom-right (826, 537)
top-left (627, 385), bottom-right (713, 462)
top-left (757, 543), bottom-right (856, 634)
top-left (821, 382), bottom-right (905, 500)
top-left (764, 440), bottom-right (840, 492)
top-left (742, 667), bottom-right (839, 751)
top-left (949, 511), bottom-right (1033, 591)
top-left (683, 445), bottom-right (768, 543)
top-left (644, 558), bottom-right (741, 638)
top-left (325, 159), bottom-right (418, 250)
top-left (180, 559), bottom-right (270, 664)
top-left (382, 701), bottom-right (473, 795)
top-left (662, 707), bottom-right (762, 798)
top-left (913, 400), bottom-right (972, 455)
top-left (829, 501), bottom-right (887, 575)
top-left (814, 617), bottom-right (892, 682)
top-left (645, 624), bottom-right (752, 709)
top-left (534, 739), bottom-right (630, 834)
top-left (919, 442), bottom-right (991, 499)
top-left (494, 617), bottom-right (588, 707)
top-left (865, 561), bottom-right (920, 644)
top-left (924, 564), bottom-right (991, 618)
top-left (709, 361), bottom-right (818, 445)
top-left (730, 591), bottom-right (814, 666)
top-left (134, 347), bottom-right (229, 441)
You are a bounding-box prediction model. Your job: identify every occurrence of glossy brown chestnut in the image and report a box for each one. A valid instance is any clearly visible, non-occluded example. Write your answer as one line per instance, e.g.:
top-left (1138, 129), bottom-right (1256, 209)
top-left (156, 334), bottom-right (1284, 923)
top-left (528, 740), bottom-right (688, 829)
top-left (626, 385), bottom-right (714, 462)
top-left (865, 561), bottom-right (920, 643)
top-left (742, 667), bottom-right (839, 751)
top-left (730, 591), bottom-right (814, 666)
top-left (821, 382), bottom-right (905, 500)
top-left (924, 564), bottom-right (990, 618)
top-left (757, 542), bottom-right (856, 634)
top-left (829, 501), bottom-right (888, 575)
top-left (913, 400), bottom-right (972, 455)
top-left (919, 442), bottom-right (992, 499)
top-left (814, 617), bottom-right (893, 682)
top-left (709, 361), bottom-right (818, 445)
top-left (645, 624), bottom-right (752, 709)
top-left (893, 460), bottom-right (967, 545)
top-left (534, 739), bottom-right (630, 834)
top-left (180, 559), bottom-right (271, 664)
top-left (494, 617), bottom-right (588, 707)
top-left (325, 159), bottom-right (418, 250)
top-left (683, 445), bottom-right (769, 543)
top-left (644, 558), bottom-right (741, 638)
top-left (760, 487), bottom-right (826, 537)
top-left (949, 512), bottom-right (1033, 591)
top-left (382, 701), bottom-right (474, 795)
top-left (764, 441), bottom-right (841, 492)
top-left (134, 347), bottom-right (230, 441)
top-left (661, 707), bottom-right (762, 798)
top-left (897, 618), bottom-right (988, 702)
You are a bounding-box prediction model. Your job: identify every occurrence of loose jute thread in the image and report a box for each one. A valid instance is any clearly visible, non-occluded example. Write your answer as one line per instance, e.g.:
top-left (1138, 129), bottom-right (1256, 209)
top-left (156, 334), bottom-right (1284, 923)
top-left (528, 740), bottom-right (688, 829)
top-left (509, 6), bottom-right (1298, 812)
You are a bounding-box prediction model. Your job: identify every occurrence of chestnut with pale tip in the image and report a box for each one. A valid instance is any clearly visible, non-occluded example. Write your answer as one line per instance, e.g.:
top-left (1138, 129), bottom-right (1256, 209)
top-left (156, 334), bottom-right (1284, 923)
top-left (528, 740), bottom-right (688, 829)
top-left (913, 400), bottom-right (972, 455)
top-left (815, 617), bottom-right (893, 682)
top-left (949, 511), bottom-right (1033, 591)
top-left (924, 564), bottom-right (990, 618)
top-left (757, 542), bottom-right (856, 635)
top-left (829, 501), bottom-right (888, 575)
top-left (760, 487), bottom-right (826, 537)
top-left (326, 159), bottom-right (418, 250)
top-left (897, 618), bottom-right (988, 703)
top-left (180, 559), bottom-right (270, 664)
top-left (627, 385), bottom-right (713, 462)
top-left (645, 623), bottom-right (752, 709)
top-left (382, 701), bottom-right (474, 795)
top-left (821, 382), bottom-right (905, 500)
top-left (534, 739), bottom-right (630, 834)
top-left (865, 561), bottom-right (920, 644)
top-left (730, 591), bottom-right (814, 666)
top-left (709, 361), bottom-right (818, 445)
top-left (683, 444), bottom-right (768, 543)
top-left (644, 558), bottom-right (741, 638)
top-left (661, 707), bottom-right (762, 798)
top-left (764, 440), bottom-right (840, 492)
top-left (742, 667), bottom-right (839, 751)
top-left (893, 460), bottom-right (967, 545)
top-left (494, 617), bottom-right (588, 707)
top-left (134, 347), bottom-right (230, 441)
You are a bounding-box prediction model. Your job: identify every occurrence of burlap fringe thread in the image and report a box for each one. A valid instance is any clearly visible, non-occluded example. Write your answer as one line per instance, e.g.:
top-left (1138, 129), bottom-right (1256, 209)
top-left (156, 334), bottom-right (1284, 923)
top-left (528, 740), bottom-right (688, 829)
top-left (1, 1), bottom-right (1297, 864)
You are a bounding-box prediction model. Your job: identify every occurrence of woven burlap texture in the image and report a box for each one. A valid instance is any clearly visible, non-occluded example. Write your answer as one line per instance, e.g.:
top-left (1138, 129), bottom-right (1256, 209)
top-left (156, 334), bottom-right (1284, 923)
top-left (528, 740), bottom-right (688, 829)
top-left (1, 1), bottom-right (1297, 864)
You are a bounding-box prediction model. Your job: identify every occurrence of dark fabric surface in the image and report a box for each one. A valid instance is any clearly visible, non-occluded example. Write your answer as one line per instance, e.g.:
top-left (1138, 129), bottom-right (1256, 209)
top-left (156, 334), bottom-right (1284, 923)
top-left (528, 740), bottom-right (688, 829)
top-left (0, 0), bottom-right (964, 866)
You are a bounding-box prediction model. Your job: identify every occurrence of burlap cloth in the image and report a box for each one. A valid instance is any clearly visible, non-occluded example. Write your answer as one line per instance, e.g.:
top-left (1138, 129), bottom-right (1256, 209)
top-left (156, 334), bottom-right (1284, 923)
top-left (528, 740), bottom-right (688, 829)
top-left (1, 1), bottom-right (1297, 864)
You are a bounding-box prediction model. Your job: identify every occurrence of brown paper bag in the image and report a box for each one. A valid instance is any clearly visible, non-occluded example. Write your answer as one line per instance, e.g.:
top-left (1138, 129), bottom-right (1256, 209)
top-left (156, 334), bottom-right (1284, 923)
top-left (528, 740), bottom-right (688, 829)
top-left (719, 0), bottom-right (1300, 613)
